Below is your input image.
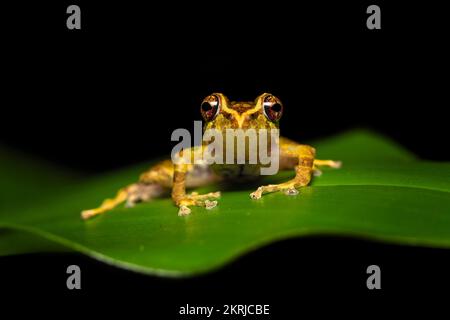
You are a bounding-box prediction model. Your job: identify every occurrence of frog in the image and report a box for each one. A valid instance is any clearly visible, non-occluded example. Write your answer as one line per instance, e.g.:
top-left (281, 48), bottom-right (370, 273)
top-left (81, 93), bottom-right (341, 219)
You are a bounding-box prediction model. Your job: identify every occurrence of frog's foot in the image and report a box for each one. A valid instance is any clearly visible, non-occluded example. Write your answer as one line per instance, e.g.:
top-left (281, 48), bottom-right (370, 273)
top-left (177, 191), bottom-right (221, 216)
top-left (250, 182), bottom-right (300, 200)
top-left (313, 159), bottom-right (342, 169)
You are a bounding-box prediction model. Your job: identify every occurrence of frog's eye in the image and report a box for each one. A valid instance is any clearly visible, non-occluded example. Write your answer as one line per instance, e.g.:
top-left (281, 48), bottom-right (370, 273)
top-left (262, 95), bottom-right (283, 122)
top-left (200, 94), bottom-right (221, 121)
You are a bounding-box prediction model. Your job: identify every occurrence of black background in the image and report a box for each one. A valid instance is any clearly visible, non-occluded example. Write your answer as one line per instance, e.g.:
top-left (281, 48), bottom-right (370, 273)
top-left (1, 0), bottom-right (449, 316)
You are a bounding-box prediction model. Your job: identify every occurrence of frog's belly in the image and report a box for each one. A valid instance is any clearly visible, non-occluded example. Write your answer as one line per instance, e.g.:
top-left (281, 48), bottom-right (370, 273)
top-left (211, 164), bottom-right (261, 181)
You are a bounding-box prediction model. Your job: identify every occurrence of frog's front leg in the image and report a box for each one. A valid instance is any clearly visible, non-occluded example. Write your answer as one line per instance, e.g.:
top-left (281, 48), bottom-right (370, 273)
top-left (250, 143), bottom-right (316, 199)
top-left (172, 161), bottom-right (221, 216)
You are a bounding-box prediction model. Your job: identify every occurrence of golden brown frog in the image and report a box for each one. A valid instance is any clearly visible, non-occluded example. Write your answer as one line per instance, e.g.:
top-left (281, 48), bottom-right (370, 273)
top-left (81, 93), bottom-right (341, 219)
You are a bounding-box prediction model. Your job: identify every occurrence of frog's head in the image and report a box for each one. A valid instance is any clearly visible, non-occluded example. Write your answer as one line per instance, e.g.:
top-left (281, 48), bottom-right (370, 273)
top-left (200, 93), bottom-right (283, 132)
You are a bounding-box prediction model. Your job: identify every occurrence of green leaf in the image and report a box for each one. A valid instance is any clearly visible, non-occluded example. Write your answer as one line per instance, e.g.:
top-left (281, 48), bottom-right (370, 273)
top-left (1, 130), bottom-right (449, 276)
top-left (0, 230), bottom-right (68, 256)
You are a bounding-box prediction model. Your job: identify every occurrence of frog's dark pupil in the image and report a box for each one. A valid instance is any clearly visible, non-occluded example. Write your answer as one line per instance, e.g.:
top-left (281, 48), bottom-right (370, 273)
top-left (271, 103), bottom-right (282, 113)
top-left (201, 102), bottom-right (213, 112)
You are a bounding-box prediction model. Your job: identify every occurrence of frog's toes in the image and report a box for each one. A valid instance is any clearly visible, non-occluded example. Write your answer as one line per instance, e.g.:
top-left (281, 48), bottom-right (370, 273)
top-left (284, 188), bottom-right (299, 196)
top-left (81, 209), bottom-right (96, 220)
top-left (250, 187), bottom-right (263, 200)
top-left (205, 200), bottom-right (218, 210)
top-left (330, 160), bottom-right (342, 168)
top-left (178, 205), bottom-right (191, 216)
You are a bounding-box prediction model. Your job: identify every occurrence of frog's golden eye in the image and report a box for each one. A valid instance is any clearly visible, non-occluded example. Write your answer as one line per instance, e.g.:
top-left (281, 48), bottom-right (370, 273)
top-left (262, 95), bottom-right (283, 122)
top-left (200, 94), bottom-right (221, 121)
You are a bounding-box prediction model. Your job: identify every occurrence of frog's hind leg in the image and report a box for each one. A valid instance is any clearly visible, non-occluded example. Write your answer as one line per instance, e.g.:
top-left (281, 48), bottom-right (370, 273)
top-left (81, 185), bottom-right (132, 220)
top-left (81, 183), bottom-right (166, 220)
top-left (81, 160), bottom-right (174, 220)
